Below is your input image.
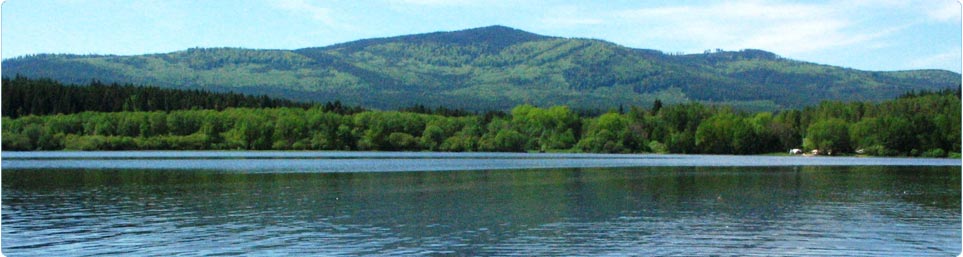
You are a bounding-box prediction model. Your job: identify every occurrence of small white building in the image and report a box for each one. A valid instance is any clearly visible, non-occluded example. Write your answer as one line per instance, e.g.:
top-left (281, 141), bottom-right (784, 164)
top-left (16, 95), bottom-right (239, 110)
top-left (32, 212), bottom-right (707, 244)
top-left (789, 149), bottom-right (803, 155)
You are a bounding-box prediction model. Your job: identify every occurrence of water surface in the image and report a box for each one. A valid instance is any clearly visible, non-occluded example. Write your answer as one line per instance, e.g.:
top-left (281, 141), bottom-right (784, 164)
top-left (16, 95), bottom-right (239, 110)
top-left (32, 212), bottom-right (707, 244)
top-left (3, 151), bottom-right (958, 172)
top-left (2, 152), bottom-right (960, 256)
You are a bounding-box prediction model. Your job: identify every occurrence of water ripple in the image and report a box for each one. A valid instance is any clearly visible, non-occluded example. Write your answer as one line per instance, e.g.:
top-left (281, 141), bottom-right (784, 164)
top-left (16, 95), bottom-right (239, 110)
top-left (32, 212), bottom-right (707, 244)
top-left (3, 165), bottom-right (959, 256)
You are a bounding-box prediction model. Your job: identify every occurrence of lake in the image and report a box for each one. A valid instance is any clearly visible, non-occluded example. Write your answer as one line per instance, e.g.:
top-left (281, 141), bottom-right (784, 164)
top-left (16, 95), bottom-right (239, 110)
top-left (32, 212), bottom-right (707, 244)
top-left (2, 152), bottom-right (960, 256)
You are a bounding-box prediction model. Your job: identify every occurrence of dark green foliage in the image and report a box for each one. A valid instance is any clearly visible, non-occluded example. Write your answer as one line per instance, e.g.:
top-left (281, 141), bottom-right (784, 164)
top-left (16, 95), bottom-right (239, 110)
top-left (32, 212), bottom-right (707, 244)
top-left (2, 89), bottom-right (958, 157)
top-left (696, 111), bottom-right (755, 154)
top-left (1, 76), bottom-right (316, 118)
top-left (400, 104), bottom-right (473, 117)
top-left (3, 26), bottom-right (958, 112)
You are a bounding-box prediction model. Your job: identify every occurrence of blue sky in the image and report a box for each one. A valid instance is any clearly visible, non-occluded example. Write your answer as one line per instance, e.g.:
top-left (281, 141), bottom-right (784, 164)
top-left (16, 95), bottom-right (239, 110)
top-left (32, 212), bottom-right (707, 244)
top-left (2, 0), bottom-right (961, 73)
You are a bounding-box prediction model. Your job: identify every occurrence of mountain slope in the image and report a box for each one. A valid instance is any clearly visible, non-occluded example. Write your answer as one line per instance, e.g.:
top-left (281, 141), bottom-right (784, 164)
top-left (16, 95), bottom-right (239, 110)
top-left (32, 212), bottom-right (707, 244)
top-left (3, 25), bottom-right (959, 111)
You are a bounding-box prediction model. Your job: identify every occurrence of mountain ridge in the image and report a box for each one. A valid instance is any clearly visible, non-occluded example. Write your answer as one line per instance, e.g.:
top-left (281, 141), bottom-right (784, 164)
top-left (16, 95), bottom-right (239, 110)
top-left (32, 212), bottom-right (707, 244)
top-left (3, 25), bottom-right (959, 111)
top-left (313, 25), bottom-right (552, 53)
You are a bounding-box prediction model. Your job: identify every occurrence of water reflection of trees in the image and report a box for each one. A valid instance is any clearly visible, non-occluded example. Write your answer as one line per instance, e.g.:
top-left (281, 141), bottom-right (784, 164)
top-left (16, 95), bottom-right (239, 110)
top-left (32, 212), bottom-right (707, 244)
top-left (3, 166), bottom-right (958, 254)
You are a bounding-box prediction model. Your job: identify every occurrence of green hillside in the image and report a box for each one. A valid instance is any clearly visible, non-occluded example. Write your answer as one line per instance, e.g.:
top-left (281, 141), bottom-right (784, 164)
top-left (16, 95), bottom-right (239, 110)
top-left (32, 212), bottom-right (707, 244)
top-left (3, 25), bottom-right (959, 111)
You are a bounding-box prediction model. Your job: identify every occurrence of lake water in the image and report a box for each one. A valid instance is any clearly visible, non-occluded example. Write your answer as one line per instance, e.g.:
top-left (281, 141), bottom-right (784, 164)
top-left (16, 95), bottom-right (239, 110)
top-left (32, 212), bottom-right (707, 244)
top-left (2, 152), bottom-right (960, 256)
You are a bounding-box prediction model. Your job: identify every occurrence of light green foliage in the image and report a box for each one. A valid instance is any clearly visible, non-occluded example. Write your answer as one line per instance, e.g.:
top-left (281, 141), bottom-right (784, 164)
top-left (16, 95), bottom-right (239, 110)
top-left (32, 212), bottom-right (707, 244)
top-left (387, 132), bottom-right (419, 151)
top-left (64, 135), bottom-right (108, 150)
top-left (647, 141), bottom-right (669, 154)
top-left (577, 112), bottom-right (630, 153)
top-left (428, 118), bottom-right (478, 152)
top-left (510, 105), bottom-right (579, 151)
top-left (696, 112), bottom-right (743, 154)
top-left (5, 27), bottom-right (957, 112)
top-left (1, 90), bottom-right (958, 157)
top-left (354, 111), bottom-right (428, 150)
top-left (420, 125), bottom-right (445, 151)
top-left (804, 118), bottom-right (850, 154)
top-left (921, 148), bottom-right (947, 158)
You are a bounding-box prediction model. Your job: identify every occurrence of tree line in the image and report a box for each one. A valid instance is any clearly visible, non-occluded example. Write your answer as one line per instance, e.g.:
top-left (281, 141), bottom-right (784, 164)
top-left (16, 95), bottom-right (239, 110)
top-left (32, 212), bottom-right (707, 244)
top-left (2, 87), bottom-right (959, 157)
top-left (1, 75), bottom-right (325, 118)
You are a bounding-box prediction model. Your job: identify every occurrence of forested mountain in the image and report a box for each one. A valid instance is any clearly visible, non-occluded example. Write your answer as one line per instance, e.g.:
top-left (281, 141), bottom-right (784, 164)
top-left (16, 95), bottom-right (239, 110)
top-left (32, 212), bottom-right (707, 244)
top-left (3, 25), bottom-right (959, 111)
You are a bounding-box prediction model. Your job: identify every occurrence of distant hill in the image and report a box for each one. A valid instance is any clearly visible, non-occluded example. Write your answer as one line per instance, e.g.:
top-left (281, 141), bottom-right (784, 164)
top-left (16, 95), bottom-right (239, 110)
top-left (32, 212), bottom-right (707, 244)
top-left (3, 25), bottom-right (959, 111)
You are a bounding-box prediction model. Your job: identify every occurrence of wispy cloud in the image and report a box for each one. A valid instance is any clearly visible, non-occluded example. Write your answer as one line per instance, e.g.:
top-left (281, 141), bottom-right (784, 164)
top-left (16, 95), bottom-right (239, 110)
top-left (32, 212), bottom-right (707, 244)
top-left (611, 1), bottom-right (918, 55)
top-left (909, 48), bottom-right (962, 70)
top-left (924, 0), bottom-right (962, 22)
top-left (129, 0), bottom-right (190, 33)
top-left (271, 0), bottom-right (343, 29)
top-left (387, 0), bottom-right (479, 6)
top-left (539, 5), bottom-right (604, 27)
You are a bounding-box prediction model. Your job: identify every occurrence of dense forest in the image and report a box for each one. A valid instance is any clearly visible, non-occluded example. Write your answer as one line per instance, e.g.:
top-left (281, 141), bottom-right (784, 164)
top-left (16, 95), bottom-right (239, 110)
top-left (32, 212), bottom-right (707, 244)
top-left (3, 78), bottom-right (958, 157)
top-left (4, 26), bottom-right (959, 112)
top-left (0, 76), bottom-right (341, 118)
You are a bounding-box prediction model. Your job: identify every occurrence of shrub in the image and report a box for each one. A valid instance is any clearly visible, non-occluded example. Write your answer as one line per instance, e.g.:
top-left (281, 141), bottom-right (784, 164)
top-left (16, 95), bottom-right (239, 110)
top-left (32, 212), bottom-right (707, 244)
top-left (921, 148), bottom-right (946, 158)
top-left (648, 141), bottom-right (669, 154)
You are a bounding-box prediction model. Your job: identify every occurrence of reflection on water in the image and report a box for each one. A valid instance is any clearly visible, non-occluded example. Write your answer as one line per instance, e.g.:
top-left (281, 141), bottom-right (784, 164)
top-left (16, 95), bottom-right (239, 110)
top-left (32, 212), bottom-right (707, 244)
top-left (2, 166), bottom-right (959, 256)
top-left (4, 151), bottom-right (959, 171)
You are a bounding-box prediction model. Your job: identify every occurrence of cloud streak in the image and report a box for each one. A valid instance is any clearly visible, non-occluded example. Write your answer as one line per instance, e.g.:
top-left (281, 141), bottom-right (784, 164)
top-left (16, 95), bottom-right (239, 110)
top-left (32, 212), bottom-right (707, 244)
top-left (910, 48), bottom-right (962, 70)
top-left (611, 1), bottom-right (906, 55)
top-left (539, 6), bottom-right (604, 27)
top-left (271, 0), bottom-right (343, 29)
top-left (925, 0), bottom-right (962, 22)
top-left (387, 0), bottom-right (479, 6)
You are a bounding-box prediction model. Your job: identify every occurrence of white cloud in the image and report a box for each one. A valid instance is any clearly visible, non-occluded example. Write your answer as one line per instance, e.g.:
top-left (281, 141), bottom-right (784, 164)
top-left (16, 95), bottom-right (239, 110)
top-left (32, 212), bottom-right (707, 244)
top-left (924, 1), bottom-right (962, 22)
top-left (612, 0), bottom-right (912, 55)
top-left (129, 0), bottom-right (189, 33)
top-left (539, 5), bottom-right (604, 27)
top-left (271, 0), bottom-right (342, 28)
top-left (388, 0), bottom-right (478, 6)
top-left (909, 48), bottom-right (962, 70)
top-left (543, 17), bottom-right (604, 26)
top-left (857, 0), bottom-right (963, 22)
